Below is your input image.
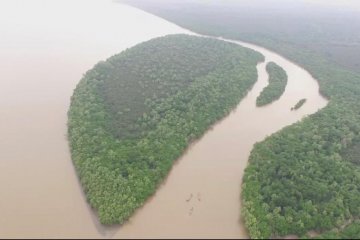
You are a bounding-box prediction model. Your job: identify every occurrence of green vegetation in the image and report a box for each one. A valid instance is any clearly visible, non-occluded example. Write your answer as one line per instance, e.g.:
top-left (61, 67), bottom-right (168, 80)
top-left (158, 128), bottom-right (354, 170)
top-left (308, 220), bottom-right (360, 239)
top-left (121, 1), bottom-right (360, 238)
top-left (256, 62), bottom-right (287, 106)
top-left (68, 34), bottom-right (263, 224)
top-left (291, 98), bottom-right (307, 111)
top-left (238, 34), bottom-right (360, 239)
top-left (342, 141), bottom-right (360, 165)
top-left (242, 109), bottom-right (360, 237)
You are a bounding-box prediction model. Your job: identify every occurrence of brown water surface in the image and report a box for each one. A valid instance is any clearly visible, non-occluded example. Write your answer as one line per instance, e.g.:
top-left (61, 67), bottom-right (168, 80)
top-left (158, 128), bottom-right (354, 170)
top-left (0, 0), bottom-right (189, 238)
top-left (0, 0), bottom-right (327, 238)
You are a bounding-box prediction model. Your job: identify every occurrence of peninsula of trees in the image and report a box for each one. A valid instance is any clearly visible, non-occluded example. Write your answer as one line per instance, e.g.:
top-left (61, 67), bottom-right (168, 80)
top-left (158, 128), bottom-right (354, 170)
top-left (256, 62), bottom-right (287, 106)
top-left (68, 34), bottom-right (263, 224)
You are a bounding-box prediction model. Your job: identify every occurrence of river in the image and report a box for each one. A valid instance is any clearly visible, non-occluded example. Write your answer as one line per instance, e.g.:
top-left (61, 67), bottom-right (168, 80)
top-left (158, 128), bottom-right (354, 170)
top-left (0, 0), bottom-right (327, 238)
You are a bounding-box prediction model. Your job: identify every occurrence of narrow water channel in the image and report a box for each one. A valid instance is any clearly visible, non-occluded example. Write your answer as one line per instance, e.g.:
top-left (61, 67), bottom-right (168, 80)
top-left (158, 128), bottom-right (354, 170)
top-left (0, 0), bottom-right (327, 238)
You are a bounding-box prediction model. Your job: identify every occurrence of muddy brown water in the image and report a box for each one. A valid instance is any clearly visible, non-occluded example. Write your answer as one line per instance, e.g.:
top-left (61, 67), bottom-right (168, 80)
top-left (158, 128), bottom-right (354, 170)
top-left (0, 0), bottom-right (327, 238)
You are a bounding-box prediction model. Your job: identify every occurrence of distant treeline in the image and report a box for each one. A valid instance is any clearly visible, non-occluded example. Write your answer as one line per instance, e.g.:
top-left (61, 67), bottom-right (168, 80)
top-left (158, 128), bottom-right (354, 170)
top-left (122, 2), bottom-right (360, 238)
top-left (256, 62), bottom-right (287, 106)
top-left (68, 34), bottom-right (263, 224)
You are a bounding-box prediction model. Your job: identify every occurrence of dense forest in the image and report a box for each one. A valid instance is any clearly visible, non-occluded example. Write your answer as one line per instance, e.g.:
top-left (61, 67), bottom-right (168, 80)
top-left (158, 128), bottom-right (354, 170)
top-left (256, 62), bottom-right (287, 106)
top-left (68, 34), bottom-right (263, 224)
top-left (309, 219), bottom-right (360, 239)
top-left (122, 1), bottom-right (360, 238)
top-left (292, 99), bottom-right (307, 111)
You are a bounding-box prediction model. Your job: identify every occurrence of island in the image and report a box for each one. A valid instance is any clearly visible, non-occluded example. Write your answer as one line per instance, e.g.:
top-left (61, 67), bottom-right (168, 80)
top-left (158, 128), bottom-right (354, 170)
top-left (256, 62), bottom-right (288, 106)
top-left (291, 98), bottom-right (307, 110)
top-left (68, 34), bottom-right (264, 225)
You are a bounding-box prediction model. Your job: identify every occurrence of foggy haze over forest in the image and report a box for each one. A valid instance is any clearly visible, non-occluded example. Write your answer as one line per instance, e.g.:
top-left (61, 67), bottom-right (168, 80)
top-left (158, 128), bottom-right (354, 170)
top-left (124, 0), bottom-right (360, 72)
top-left (1, 0), bottom-right (360, 238)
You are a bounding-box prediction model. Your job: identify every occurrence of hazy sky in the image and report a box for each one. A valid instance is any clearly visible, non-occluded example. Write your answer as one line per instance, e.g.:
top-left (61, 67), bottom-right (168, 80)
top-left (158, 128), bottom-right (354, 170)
top-left (175, 0), bottom-right (360, 11)
top-left (304, 0), bottom-right (360, 9)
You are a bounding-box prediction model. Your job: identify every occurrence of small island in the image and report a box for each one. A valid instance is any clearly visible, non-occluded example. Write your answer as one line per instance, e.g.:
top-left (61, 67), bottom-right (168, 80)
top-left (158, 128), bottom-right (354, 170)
top-left (256, 62), bottom-right (288, 106)
top-left (68, 34), bottom-right (264, 225)
top-left (291, 98), bottom-right (307, 110)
